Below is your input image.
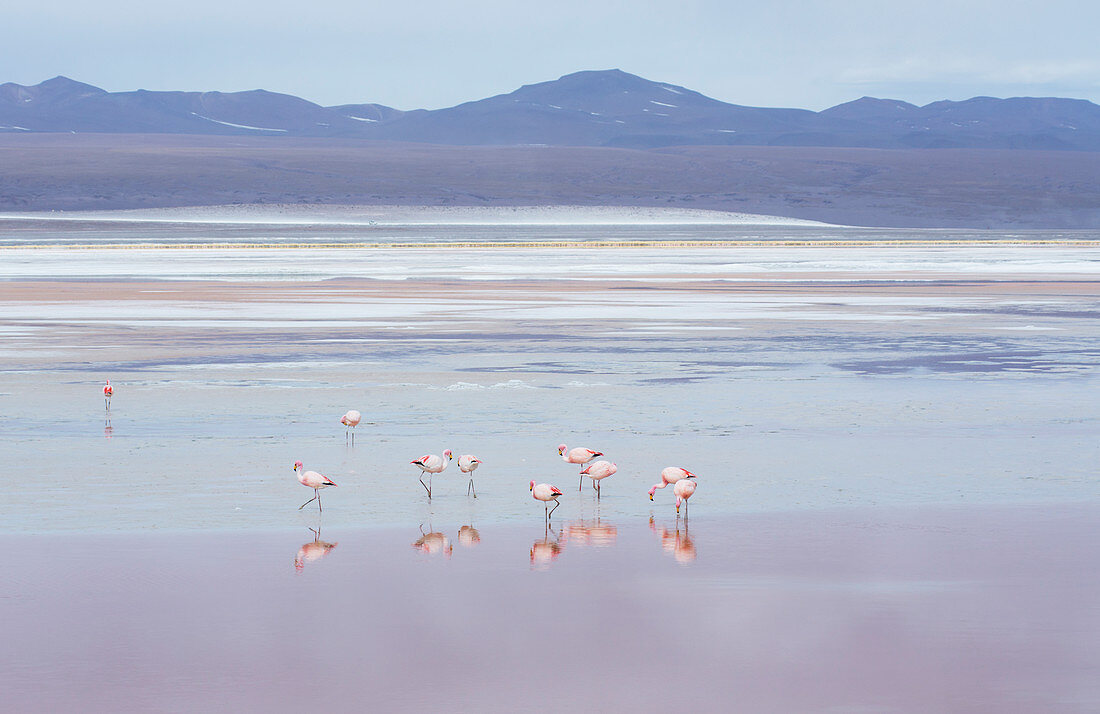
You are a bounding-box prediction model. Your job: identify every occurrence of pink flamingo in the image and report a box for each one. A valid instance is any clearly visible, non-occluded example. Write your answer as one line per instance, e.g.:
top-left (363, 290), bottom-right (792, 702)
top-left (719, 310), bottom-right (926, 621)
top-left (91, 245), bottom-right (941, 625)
top-left (340, 410), bottom-right (361, 444)
top-left (411, 449), bottom-right (452, 499)
top-left (458, 454), bottom-right (481, 497)
top-left (580, 460), bottom-right (617, 499)
top-left (293, 460), bottom-right (337, 512)
top-left (649, 467), bottom-right (697, 501)
top-left (558, 443), bottom-right (603, 490)
top-left (531, 480), bottom-right (564, 522)
top-left (674, 478), bottom-right (697, 518)
top-left (103, 380), bottom-right (113, 412)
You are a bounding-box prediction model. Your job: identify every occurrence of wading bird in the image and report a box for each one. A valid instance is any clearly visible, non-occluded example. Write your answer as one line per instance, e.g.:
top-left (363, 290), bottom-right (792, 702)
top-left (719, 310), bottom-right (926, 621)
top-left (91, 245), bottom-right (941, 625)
top-left (294, 461), bottom-right (337, 512)
top-left (649, 467), bottom-right (696, 501)
top-left (580, 460), bottom-right (617, 499)
top-left (558, 444), bottom-right (603, 490)
top-left (458, 454), bottom-right (481, 497)
top-left (411, 450), bottom-right (452, 499)
top-left (531, 480), bottom-right (563, 522)
top-left (103, 380), bottom-right (113, 412)
top-left (674, 478), bottom-right (697, 518)
top-left (341, 410), bottom-right (361, 444)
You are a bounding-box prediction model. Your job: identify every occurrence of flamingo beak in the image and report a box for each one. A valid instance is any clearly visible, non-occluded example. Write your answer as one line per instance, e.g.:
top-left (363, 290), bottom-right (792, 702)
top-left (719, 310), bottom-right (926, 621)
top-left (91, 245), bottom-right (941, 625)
top-left (649, 493), bottom-right (654, 501)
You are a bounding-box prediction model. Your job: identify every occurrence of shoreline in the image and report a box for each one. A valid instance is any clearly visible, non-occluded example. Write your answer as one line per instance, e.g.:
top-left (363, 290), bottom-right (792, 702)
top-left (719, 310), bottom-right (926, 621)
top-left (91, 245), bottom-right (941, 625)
top-left (3, 238), bottom-right (1100, 249)
top-left (2, 498), bottom-right (1094, 538)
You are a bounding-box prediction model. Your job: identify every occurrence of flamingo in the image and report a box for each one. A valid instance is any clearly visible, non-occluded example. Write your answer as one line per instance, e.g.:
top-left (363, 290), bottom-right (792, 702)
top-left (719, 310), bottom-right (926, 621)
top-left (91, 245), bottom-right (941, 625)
top-left (531, 480), bottom-right (563, 522)
top-left (341, 410), bottom-right (361, 444)
top-left (580, 460), bottom-right (617, 499)
top-left (674, 478), bottom-right (697, 518)
top-left (649, 467), bottom-right (697, 501)
top-left (458, 454), bottom-right (481, 497)
top-left (103, 380), bottom-right (113, 412)
top-left (411, 449), bottom-right (452, 499)
top-left (558, 444), bottom-right (603, 490)
top-left (294, 460), bottom-right (337, 512)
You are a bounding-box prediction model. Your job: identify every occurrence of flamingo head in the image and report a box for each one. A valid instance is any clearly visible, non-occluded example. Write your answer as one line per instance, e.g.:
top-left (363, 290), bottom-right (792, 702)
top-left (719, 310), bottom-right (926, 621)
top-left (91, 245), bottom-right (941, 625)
top-left (648, 485), bottom-right (657, 501)
top-left (444, 449), bottom-right (453, 460)
top-left (293, 460), bottom-right (303, 471)
top-left (557, 443), bottom-right (567, 455)
top-left (340, 416), bottom-right (348, 425)
top-left (530, 480), bottom-right (535, 491)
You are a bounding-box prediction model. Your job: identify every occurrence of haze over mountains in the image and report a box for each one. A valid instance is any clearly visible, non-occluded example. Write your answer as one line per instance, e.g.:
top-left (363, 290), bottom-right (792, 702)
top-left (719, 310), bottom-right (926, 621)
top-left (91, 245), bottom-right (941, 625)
top-left (3, 70), bottom-right (1100, 151)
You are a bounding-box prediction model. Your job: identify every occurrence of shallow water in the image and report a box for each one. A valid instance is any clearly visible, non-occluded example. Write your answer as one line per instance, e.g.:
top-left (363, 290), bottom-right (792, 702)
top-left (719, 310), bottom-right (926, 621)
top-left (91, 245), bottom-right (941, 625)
top-left (4, 506), bottom-right (1098, 712)
top-left (1, 232), bottom-right (1099, 533)
top-left (3, 223), bottom-right (1100, 710)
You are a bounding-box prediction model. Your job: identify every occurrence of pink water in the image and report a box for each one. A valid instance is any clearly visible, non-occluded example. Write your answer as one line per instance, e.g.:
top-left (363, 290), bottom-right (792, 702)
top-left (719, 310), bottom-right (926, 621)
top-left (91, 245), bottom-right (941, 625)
top-left (4, 505), bottom-right (1098, 712)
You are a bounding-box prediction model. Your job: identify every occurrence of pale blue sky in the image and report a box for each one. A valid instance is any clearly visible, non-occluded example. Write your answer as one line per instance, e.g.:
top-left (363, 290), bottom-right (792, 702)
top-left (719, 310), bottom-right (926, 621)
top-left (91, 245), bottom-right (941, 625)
top-left (6, 0), bottom-right (1098, 110)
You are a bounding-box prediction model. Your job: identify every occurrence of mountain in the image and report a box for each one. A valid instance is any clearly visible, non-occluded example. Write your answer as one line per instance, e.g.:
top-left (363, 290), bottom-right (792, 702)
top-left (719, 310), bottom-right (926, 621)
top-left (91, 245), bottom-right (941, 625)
top-left (3, 71), bottom-right (1100, 150)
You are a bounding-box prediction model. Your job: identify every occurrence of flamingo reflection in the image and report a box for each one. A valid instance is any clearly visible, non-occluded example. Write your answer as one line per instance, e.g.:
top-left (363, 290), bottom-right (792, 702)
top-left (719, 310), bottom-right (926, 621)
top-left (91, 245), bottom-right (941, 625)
top-left (562, 517), bottom-right (618, 548)
top-left (649, 517), bottom-right (697, 564)
top-left (295, 526), bottom-right (338, 573)
top-left (530, 527), bottom-right (563, 570)
top-left (413, 524), bottom-right (453, 557)
top-left (457, 525), bottom-right (481, 548)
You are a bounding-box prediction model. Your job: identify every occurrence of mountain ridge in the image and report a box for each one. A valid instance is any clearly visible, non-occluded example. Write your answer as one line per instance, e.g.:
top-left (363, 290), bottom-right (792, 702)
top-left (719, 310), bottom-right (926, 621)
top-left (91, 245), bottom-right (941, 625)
top-left (2, 70), bottom-right (1100, 150)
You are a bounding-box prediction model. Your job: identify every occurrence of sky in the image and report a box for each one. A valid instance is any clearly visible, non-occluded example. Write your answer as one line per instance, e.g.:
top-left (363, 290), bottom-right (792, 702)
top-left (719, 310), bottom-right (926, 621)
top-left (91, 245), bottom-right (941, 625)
top-left (5, 0), bottom-right (1099, 110)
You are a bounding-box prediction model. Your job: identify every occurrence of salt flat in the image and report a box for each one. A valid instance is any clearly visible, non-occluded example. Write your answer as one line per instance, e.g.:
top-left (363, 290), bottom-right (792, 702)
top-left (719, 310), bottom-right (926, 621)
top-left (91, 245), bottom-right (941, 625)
top-left (1, 223), bottom-right (1098, 712)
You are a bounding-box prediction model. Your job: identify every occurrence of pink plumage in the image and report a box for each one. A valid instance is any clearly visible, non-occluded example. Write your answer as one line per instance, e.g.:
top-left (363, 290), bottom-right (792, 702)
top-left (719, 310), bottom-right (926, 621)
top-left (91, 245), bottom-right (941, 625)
top-left (293, 461), bottom-right (337, 512)
top-left (674, 478), bottom-right (697, 516)
top-left (340, 410), bottom-right (362, 443)
top-left (580, 460), bottom-right (617, 499)
top-left (411, 449), bottom-right (452, 499)
top-left (559, 443), bottom-right (604, 491)
top-left (458, 454), bottom-right (480, 498)
top-left (649, 466), bottom-right (697, 501)
top-left (530, 480), bottom-right (564, 522)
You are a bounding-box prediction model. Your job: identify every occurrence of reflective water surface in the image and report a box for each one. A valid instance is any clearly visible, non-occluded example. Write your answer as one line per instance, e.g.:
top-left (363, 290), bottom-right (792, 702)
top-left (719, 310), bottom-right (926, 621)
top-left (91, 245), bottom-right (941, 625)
top-left (4, 506), bottom-right (1099, 712)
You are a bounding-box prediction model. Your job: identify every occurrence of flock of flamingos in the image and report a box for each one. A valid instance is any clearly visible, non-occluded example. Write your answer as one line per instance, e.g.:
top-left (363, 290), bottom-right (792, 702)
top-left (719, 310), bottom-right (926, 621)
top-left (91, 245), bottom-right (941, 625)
top-left (102, 382), bottom-right (700, 526)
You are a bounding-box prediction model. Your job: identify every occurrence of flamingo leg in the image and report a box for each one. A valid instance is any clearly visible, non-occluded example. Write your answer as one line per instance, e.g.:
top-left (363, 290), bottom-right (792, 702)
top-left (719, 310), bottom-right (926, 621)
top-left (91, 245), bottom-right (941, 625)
top-left (578, 473), bottom-right (583, 491)
top-left (299, 493), bottom-right (318, 510)
top-left (467, 478), bottom-right (476, 498)
top-left (597, 481), bottom-right (601, 500)
top-left (317, 490), bottom-right (323, 513)
top-left (419, 476), bottom-right (432, 499)
top-left (548, 499), bottom-right (560, 521)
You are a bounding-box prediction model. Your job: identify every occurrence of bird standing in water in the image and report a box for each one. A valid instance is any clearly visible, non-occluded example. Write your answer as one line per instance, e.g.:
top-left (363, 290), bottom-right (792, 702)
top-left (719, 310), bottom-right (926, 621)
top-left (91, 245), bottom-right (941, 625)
top-left (649, 467), bottom-right (696, 501)
top-left (411, 450), bottom-right (452, 499)
top-left (103, 380), bottom-right (113, 413)
top-left (458, 454), bottom-right (481, 497)
top-left (294, 461), bottom-right (337, 512)
top-left (531, 480), bottom-right (563, 522)
top-left (674, 478), bottom-right (697, 518)
top-left (558, 444), bottom-right (603, 490)
top-left (580, 460), bottom-right (617, 499)
top-left (341, 410), bottom-right (361, 444)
